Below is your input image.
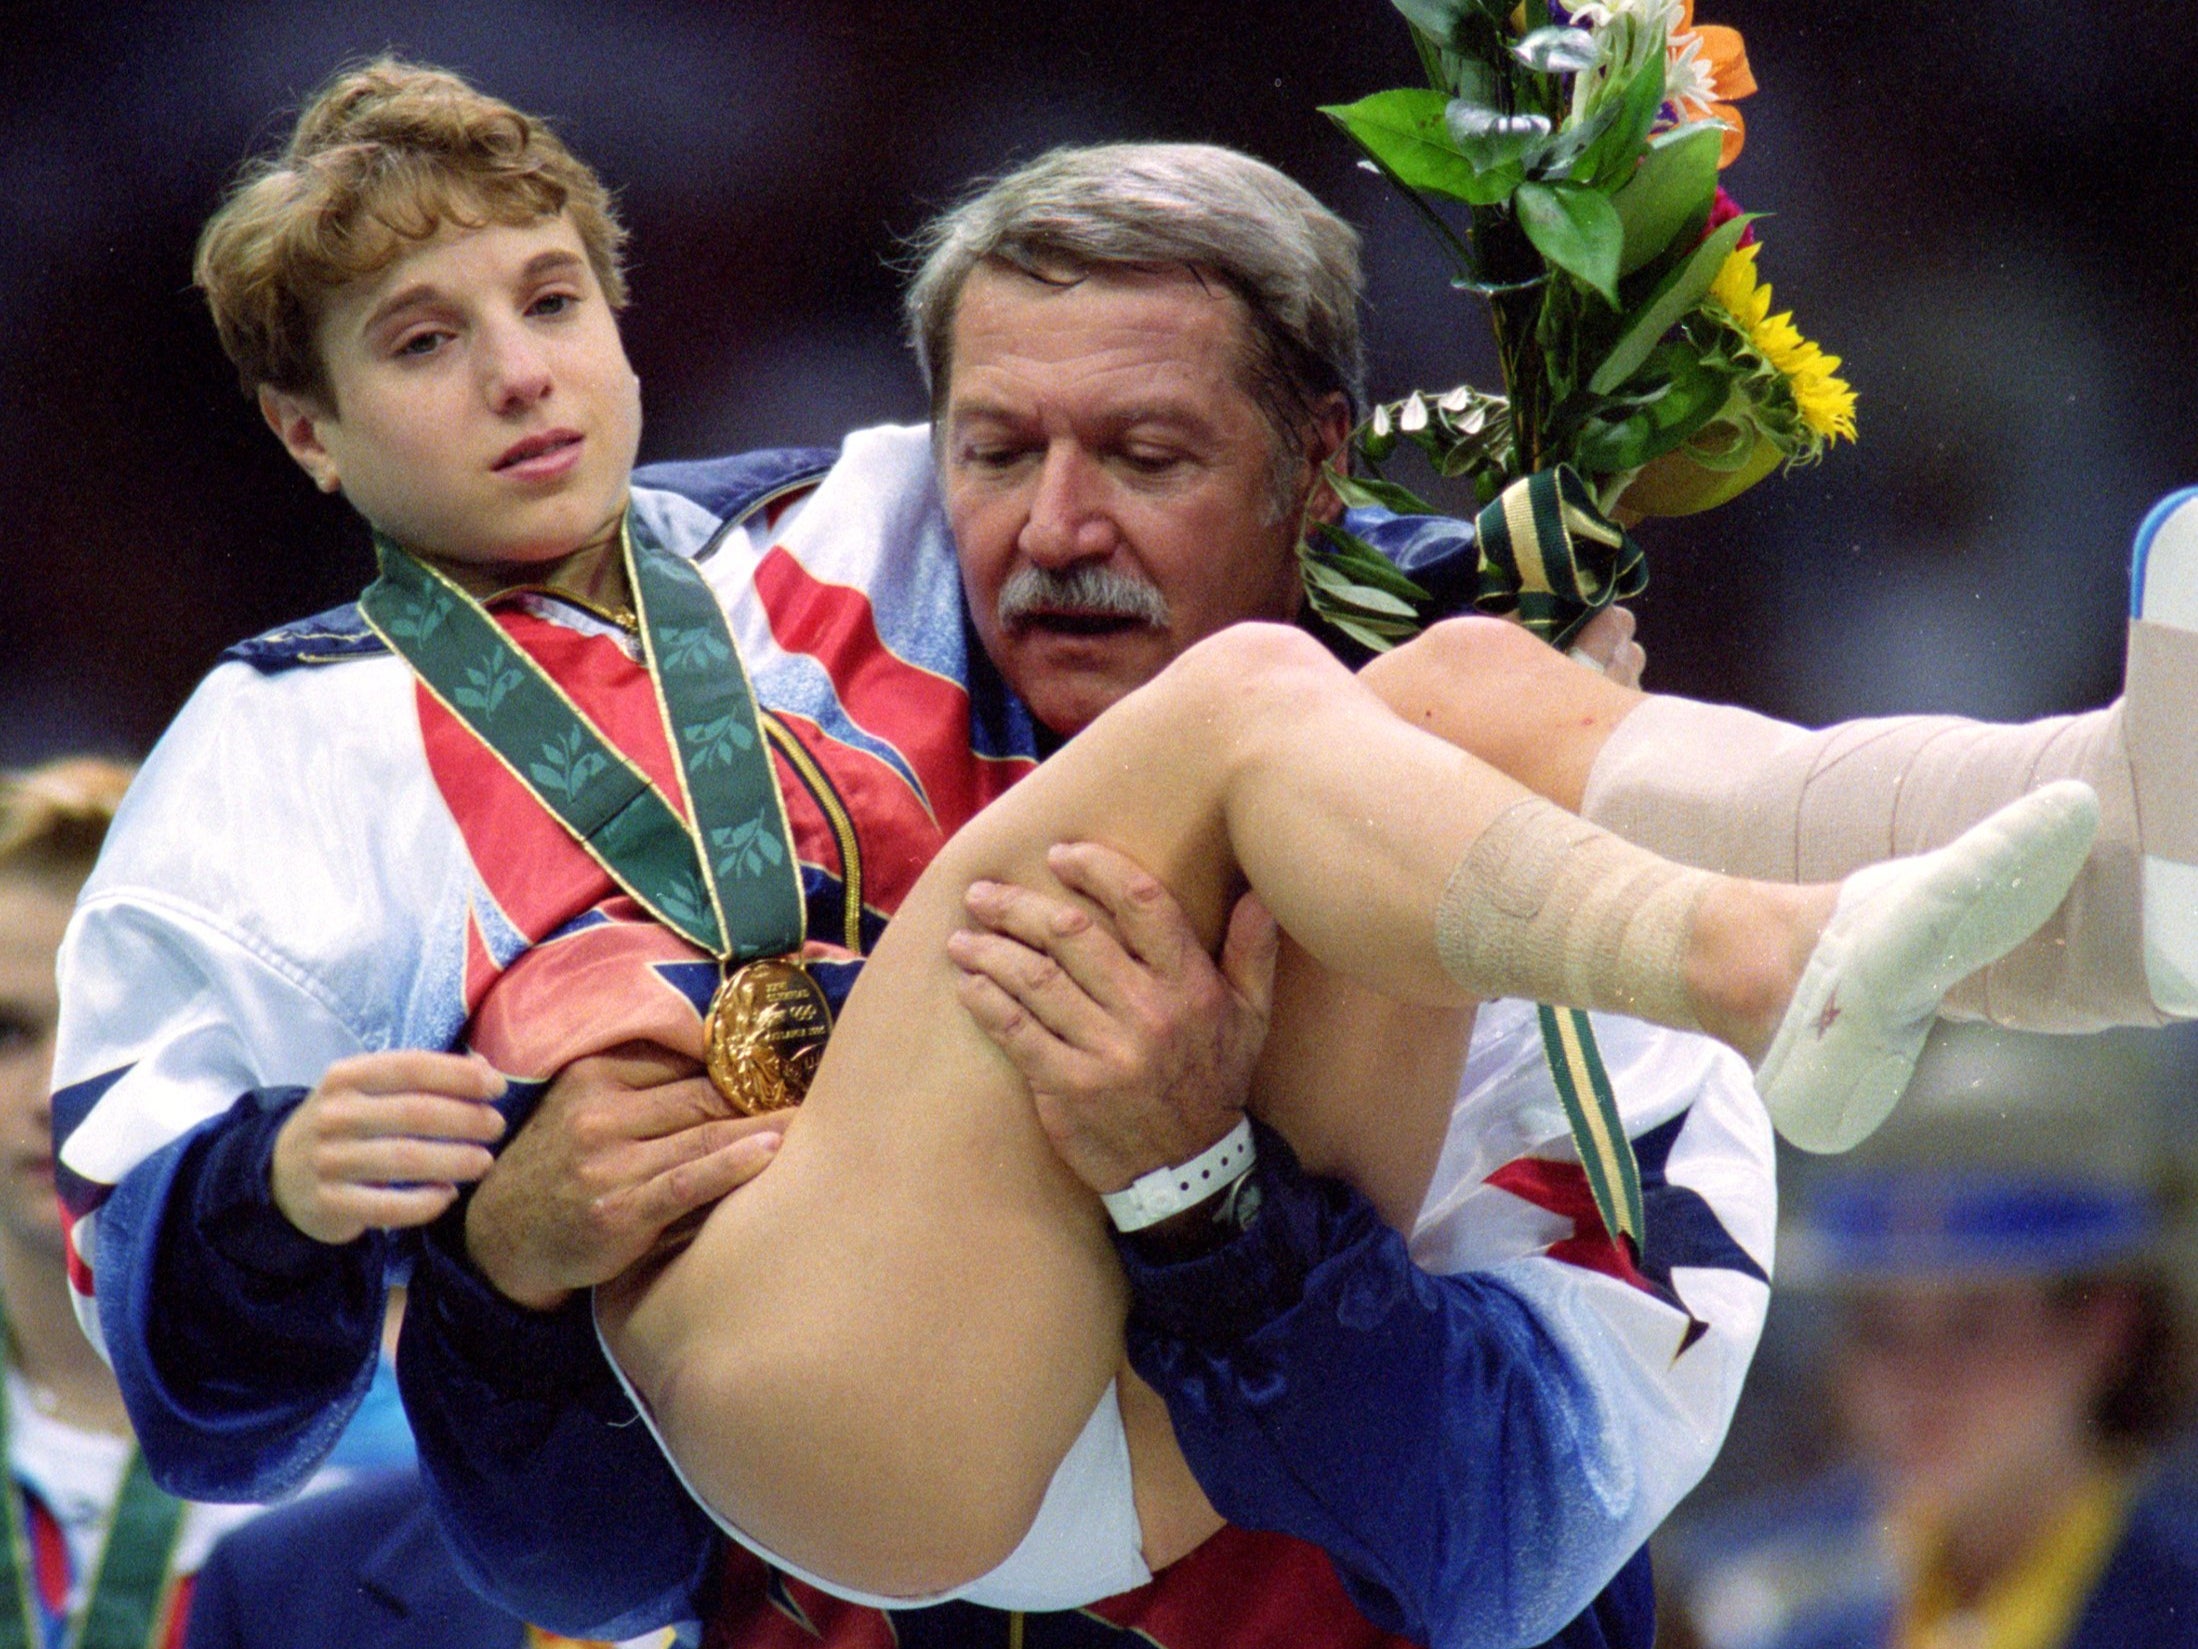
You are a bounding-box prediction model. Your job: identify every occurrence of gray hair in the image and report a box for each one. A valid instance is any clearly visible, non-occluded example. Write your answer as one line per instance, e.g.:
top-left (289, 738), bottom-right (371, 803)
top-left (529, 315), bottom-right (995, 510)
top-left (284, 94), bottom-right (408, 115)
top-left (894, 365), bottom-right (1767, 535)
top-left (904, 143), bottom-right (1366, 471)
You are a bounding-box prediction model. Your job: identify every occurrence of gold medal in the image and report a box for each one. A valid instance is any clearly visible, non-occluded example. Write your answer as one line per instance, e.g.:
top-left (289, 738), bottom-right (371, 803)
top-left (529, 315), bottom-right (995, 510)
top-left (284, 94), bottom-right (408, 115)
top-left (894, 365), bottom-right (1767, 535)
top-left (704, 956), bottom-right (834, 1115)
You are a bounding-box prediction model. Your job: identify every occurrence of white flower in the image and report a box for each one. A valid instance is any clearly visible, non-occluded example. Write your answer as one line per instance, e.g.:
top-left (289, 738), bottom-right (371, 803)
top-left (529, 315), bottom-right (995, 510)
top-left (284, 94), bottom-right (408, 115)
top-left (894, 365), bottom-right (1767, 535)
top-left (1564, 0), bottom-right (1681, 31)
top-left (1664, 29), bottom-right (1717, 110)
top-left (1398, 393), bottom-right (1430, 433)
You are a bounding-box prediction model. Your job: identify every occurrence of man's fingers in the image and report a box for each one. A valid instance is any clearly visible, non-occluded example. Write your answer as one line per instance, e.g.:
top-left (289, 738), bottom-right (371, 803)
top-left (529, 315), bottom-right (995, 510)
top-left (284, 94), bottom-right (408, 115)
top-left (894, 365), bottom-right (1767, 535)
top-left (953, 967), bottom-right (1099, 1089)
top-left (622, 1073), bottom-right (739, 1134)
top-left (1219, 892), bottom-right (1279, 1020)
top-left (628, 1128), bottom-right (783, 1231)
top-left (556, 1040), bottom-right (707, 1092)
top-left (1045, 842), bottom-right (1197, 975)
top-left (946, 927), bottom-right (1112, 1046)
top-left (626, 1111), bottom-right (786, 1183)
top-left (963, 872), bottom-right (1150, 1012)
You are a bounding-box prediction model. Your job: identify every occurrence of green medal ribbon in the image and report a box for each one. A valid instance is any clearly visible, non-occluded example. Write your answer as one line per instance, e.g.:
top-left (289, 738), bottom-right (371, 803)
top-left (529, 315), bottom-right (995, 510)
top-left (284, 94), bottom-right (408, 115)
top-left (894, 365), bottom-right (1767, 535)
top-left (1472, 467), bottom-right (1647, 650)
top-left (358, 517), bottom-right (806, 967)
top-left (0, 1387), bottom-right (185, 1649)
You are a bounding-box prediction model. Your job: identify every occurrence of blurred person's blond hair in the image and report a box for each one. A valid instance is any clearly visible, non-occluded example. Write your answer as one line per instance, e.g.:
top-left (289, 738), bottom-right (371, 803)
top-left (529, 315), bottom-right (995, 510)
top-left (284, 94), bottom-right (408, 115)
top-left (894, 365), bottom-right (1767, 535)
top-left (0, 758), bottom-right (133, 886)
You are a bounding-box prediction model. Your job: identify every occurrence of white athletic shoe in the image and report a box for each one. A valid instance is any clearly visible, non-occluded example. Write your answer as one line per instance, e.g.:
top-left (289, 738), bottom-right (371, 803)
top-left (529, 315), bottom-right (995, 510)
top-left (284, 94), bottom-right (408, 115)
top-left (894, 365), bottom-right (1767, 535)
top-left (2129, 488), bottom-right (2198, 1016)
top-left (1757, 780), bottom-right (2102, 1153)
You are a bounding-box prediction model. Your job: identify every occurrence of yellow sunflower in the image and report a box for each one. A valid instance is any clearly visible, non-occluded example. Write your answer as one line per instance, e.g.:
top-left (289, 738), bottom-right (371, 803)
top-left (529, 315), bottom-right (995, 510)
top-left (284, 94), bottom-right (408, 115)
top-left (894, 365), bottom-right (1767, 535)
top-left (1705, 243), bottom-right (1857, 445)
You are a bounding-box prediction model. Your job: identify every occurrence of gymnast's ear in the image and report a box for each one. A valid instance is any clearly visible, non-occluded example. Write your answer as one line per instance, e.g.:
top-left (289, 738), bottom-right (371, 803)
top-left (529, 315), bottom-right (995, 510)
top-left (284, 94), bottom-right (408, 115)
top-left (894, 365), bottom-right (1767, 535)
top-left (260, 384), bottom-right (343, 494)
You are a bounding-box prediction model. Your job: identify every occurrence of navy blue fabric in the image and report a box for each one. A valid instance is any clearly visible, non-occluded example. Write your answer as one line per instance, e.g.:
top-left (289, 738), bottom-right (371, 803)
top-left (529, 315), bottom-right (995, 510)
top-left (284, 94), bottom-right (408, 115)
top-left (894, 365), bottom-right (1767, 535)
top-left (1121, 1123), bottom-right (1633, 1649)
top-left (103, 1087), bottom-right (388, 1501)
top-left (399, 1214), bottom-right (718, 1639)
top-left (180, 1469), bottom-right (527, 1649)
top-left (1541, 1548), bottom-right (1653, 1649)
top-left (221, 603), bottom-right (386, 673)
top-left (634, 447), bottom-right (838, 528)
top-left (2061, 1472), bottom-right (2198, 1649)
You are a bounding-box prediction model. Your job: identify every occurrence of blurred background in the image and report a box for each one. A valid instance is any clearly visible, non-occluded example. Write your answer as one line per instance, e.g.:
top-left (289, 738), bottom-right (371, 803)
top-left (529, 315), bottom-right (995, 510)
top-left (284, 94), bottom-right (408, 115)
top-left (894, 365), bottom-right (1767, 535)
top-left (7, 3), bottom-right (2198, 1635)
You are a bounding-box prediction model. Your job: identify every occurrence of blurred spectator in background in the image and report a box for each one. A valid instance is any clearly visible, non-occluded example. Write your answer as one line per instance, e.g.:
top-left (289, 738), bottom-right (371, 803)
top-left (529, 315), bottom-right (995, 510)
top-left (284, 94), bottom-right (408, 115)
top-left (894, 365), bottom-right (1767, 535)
top-left (0, 757), bottom-right (258, 1647)
top-left (1663, 1158), bottom-right (2198, 1649)
top-left (2, 757), bottom-right (424, 1649)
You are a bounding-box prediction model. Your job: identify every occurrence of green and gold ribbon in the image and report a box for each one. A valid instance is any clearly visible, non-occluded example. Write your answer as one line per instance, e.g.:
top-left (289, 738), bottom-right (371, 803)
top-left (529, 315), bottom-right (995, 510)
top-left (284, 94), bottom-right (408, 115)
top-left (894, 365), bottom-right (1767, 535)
top-left (1472, 467), bottom-right (1646, 649)
top-left (358, 517), bottom-right (806, 969)
top-left (0, 1385), bottom-right (185, 1649)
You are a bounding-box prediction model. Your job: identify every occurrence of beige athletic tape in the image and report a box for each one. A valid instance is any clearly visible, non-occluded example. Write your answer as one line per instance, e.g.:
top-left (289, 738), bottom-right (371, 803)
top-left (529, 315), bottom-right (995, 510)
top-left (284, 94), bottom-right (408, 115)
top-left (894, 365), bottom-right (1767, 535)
top-left (1580, 695), bottom-right (2163, 1033)
top-left (1434, 795), bottom-right (1710, 1030)
top-left (2127, 619), bottom-right (2198, 864)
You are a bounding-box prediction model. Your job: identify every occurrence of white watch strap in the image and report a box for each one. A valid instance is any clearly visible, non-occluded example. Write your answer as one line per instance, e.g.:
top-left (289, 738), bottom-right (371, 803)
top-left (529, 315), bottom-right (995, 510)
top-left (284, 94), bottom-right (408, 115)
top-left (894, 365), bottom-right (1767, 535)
top-left (1100, 1118), bottom-right (1257, 1233)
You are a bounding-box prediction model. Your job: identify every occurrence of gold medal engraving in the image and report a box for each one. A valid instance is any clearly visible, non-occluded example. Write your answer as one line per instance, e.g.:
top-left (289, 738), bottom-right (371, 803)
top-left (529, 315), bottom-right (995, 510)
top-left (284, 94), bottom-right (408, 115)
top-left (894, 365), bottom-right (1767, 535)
top-left (704, 957), bottom-right (833, 1114)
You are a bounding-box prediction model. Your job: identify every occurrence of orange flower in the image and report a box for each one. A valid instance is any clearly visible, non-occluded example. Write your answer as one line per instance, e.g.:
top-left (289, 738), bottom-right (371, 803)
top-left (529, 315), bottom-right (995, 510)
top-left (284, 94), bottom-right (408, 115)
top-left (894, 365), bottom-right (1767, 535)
top-left (1670, 1), bottom-right (1755, 166)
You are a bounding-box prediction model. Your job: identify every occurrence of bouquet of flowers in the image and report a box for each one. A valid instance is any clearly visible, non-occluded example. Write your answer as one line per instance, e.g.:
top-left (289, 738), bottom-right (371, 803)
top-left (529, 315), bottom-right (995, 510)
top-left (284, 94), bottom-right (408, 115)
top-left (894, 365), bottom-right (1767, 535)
top-left (1303, 0), bottom-right (1857, 651)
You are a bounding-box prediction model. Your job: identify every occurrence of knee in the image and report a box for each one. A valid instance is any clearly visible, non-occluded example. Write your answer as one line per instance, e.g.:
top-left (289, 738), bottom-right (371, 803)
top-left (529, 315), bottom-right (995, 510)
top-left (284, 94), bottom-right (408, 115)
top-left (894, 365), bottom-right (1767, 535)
top-left (1360, 614), bottom-right (1554, 715)
top-left (1156, 621), bottom-right (1345, 724)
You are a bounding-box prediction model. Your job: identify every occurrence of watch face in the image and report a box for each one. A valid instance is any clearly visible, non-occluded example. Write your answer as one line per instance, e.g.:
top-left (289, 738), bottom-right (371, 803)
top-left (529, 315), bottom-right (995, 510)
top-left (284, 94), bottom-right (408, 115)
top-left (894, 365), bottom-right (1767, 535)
top-left (1220, 1173), bottom-right (1264, 1232)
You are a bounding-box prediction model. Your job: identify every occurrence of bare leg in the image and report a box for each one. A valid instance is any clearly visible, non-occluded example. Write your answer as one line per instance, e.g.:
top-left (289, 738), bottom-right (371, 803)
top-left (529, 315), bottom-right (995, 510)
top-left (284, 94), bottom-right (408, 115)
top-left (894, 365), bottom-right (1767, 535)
top-left (598, 625), bottom-right (1814, 1591)
top-left (598, 622), bottom-right (2088, 1597)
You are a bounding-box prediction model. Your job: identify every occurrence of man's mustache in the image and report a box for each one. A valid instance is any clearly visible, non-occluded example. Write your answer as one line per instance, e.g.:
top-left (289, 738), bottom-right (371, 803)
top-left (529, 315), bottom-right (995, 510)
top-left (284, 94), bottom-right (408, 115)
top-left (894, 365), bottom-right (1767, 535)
top-left (997, 563), bottom-right (1171, 632)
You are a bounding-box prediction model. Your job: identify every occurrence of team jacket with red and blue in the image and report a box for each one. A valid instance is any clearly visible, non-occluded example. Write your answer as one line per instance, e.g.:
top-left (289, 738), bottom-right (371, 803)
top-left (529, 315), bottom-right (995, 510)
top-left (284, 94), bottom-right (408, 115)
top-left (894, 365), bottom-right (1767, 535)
top-left (49, 425), bottom-right (1774, 1649)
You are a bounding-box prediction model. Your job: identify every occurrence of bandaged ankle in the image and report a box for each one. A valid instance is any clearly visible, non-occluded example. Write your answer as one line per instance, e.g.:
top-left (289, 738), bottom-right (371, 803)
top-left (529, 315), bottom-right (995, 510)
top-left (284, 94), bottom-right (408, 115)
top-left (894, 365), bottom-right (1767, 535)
top-left (1433, 796), bottom-right (1712, 1029)
top-left (1579, 696), bottom-right (2161, 1032)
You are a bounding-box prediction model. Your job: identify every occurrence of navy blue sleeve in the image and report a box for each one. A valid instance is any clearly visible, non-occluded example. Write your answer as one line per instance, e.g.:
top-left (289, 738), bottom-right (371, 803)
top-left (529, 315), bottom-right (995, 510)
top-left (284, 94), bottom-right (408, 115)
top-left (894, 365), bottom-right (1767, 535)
top-left (98, 1088), bottom-right (387, 1500)
top-left (398, 1211), bottom-right (717, 1639)
top-left (1119, 1123), bottom-right (1651, 1649)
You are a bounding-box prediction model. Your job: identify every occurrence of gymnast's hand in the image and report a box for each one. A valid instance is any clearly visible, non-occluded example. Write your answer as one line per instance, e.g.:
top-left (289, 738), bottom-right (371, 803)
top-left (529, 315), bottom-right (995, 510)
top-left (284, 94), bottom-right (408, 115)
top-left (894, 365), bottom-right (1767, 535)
top-left (463, 1042), bottom-right (785, 1312)
top-left (1566, 603), bottom-right (1647, 689)
top-left (948, 841), bottom-right (1278, 1195)
top-left (271, 1050), bottom-right (508, 1246)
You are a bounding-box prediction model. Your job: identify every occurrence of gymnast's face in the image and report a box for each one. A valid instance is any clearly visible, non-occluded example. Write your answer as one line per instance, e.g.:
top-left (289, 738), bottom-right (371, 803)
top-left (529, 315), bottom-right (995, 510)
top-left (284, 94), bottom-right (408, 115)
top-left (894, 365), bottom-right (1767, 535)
top-left (259, 213), bottom-right (643, 578)
top-left (941, 262), bottom-right (1347, 736)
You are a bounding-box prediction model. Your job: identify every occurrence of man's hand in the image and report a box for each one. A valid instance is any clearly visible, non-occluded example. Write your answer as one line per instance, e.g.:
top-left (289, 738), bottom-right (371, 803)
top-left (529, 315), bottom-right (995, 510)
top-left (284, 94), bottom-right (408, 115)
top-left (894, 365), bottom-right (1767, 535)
top-left (946, 841), bottom-right (1278, 1195)
top-left (464, 1042), bottom-right (784, 1312)
top-left (1566, 604), bottom-right (1647, 689)
top-left (270, 1050), bottom-right (508, 1246)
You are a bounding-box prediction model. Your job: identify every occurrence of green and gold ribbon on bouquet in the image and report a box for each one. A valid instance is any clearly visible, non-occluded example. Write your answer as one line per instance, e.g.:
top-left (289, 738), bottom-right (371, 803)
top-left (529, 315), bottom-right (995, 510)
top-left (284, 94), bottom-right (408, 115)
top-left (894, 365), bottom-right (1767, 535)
top-left (1471, 467), bottom-right (1645, 648)
top-left (1294, 0), bottom-right (1865, 1251)
top-left (359, 518), bottom-right (829, 1114)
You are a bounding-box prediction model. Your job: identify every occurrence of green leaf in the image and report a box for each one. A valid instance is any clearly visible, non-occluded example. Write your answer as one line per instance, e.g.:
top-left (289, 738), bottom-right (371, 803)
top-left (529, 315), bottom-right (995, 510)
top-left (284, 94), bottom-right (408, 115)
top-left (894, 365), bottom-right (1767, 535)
top-left (1514, 180), bottom-right (1623, 305)
top-left (1571, 349), bottom-right (1735, 472)
top-left (1391, 0), bottom-right (1476, 37)
top-left (1444, 97), bottom-right (1552, 176)
top-left (1513, 25), bottom-right (1599, 74)
top-left (1588, 211), bottom-right (1753, 394)
top-left (1328, 468), bottom-right (1439, 516)
top-left (1301, 559), bottom-right (1422, 619)
top-left (1575, 42), bottom-right (1667, 193)
top-left (1610, 122), bottom-right (1721, 276)
top-left (1322, 90), bottom-right (1518, 206)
